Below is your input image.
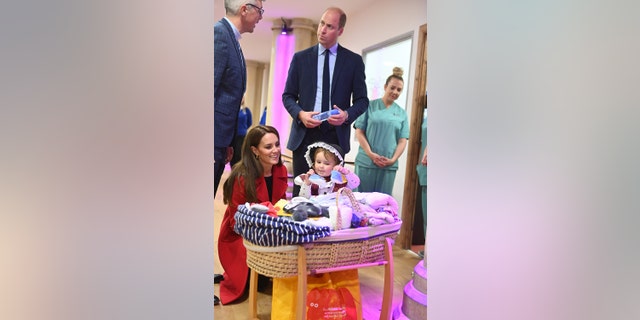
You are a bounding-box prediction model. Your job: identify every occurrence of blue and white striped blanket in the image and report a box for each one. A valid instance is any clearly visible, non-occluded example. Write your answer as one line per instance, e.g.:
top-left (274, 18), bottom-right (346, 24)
top-left (234, 205), bottom-right (332, 247)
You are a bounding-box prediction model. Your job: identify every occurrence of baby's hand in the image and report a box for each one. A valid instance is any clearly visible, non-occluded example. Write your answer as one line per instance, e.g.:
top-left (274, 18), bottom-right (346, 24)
top-left (333, 165), bottom-right (349, 175)
top-left (301, 169), bottom-right (315, 185)
top-left (299, 174), bottom-right (311, 185)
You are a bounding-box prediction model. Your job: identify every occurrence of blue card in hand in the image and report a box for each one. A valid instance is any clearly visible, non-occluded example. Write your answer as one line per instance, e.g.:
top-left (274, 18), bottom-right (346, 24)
top-left (331, 170), bottom-right (346, 184)
top-left (308, 174), bottom-right (326, 187)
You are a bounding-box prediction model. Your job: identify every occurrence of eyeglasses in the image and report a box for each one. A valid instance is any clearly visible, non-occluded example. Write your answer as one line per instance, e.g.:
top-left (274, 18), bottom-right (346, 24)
top-left (246, 3), bottom-right (264, 16)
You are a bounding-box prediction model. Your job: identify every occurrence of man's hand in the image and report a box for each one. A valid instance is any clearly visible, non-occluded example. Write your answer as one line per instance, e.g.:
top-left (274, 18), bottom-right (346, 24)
top-left (299, 111), bottom-right (322, 128)
top-left (225, 147), bottom-right (233, 164)
top-left (326, 106), bottom-right (348, 126)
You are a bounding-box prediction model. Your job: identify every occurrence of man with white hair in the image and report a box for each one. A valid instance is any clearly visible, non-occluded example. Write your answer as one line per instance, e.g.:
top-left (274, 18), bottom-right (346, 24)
top-left (213, 0), bottom-right (265, 306)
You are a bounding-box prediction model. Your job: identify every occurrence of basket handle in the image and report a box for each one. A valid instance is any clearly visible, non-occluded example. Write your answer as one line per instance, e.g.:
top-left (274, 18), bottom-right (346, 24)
top-left (334, 188), bottom-right (362, 230)
top-left (337, 187), bottom-right (361, 212)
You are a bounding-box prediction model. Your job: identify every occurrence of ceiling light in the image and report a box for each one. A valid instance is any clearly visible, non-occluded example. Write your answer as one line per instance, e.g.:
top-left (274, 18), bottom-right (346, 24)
top-left (281, 17), bottom-right (293, 35)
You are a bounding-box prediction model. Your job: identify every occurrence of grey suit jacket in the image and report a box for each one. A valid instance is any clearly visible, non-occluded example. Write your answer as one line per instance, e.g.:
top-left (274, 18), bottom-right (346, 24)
top-left (282, 45), bottom-right (369, 154)
top-left (214, 18), bottom-right (246, 148)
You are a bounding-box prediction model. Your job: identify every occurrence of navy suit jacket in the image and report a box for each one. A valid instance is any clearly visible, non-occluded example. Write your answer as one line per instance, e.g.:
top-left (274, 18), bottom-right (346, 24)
top-left (214, 18), bottom-right (246, 148)
top-left (283, 44), bottom-right (369, 154)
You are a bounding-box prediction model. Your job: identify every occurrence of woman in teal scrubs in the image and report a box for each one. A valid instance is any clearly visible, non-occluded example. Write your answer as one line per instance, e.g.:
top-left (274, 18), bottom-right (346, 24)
top-left (417, 108), bottom-right (427, 236)
top-left (353, 67), bottom-right (409, 195)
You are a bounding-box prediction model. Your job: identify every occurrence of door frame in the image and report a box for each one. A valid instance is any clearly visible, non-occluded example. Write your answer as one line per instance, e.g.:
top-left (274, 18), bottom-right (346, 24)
top-left (398, 24), bottom-right (427, 249)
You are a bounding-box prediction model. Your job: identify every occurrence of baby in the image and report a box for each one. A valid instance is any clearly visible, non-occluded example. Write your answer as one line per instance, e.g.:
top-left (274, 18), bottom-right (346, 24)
top-left (294, 142), bottom-right (360, 198)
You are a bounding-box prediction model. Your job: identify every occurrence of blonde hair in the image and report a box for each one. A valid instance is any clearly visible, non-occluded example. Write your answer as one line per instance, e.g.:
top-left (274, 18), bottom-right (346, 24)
top-left (385, 67), bottom-right (404, 86)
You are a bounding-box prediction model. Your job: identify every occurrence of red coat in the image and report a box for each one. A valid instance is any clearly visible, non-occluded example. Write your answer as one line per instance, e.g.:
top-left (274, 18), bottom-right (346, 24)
top-left (218, 163), bottom-right (288, 304)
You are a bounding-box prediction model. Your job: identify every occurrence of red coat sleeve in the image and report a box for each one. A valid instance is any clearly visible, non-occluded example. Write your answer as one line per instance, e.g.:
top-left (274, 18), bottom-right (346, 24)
top-left (225, 176), bottom-right (247, 230)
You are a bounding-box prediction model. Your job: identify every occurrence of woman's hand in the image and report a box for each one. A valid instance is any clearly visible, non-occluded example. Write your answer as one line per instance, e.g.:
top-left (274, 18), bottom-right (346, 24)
top-left (369, 153), bottom-right (386, 167)
top-left (421, 147), bottom-right (428, 166)
top-left (376, 156), bottom-right (394, 168)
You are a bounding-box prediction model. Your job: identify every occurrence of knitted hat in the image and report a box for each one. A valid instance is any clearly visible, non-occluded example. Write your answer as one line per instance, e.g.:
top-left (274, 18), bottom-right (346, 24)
top-left (304, 142), bottom-right (345, 167)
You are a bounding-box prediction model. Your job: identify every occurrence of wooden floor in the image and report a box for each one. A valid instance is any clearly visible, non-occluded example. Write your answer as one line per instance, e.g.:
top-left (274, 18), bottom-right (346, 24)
top-left (214, 168), bottom-right (424, 320)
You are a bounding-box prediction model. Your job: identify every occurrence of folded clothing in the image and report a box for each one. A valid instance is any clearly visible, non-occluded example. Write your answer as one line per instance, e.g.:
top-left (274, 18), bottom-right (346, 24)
top-left (234, 205), bottom-right (332, 247)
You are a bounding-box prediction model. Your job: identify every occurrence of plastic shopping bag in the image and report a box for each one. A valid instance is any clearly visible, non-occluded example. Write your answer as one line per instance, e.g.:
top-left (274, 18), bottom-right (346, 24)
top-left (271, 269), bottom-right (362, 320)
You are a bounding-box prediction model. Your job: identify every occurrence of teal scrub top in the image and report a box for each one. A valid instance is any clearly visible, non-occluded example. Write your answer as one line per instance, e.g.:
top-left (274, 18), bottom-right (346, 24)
top-left (416, 110), bottom-right (427, 186)
top-left (354, 98), bottom-right (409, 170)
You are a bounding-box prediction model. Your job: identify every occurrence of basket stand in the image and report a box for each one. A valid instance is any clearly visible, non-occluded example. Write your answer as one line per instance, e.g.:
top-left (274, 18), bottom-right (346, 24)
top-left (248, 237), bottom-right (395, 320)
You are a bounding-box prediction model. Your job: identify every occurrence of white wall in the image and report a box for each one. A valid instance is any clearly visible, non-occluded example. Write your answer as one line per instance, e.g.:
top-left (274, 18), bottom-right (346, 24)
top-left (427, 1), bottom-right (640, 319)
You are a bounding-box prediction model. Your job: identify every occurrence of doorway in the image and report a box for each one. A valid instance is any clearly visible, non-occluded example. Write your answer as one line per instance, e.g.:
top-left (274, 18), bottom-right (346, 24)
top-left (398, 24), bottom-right (427, 255)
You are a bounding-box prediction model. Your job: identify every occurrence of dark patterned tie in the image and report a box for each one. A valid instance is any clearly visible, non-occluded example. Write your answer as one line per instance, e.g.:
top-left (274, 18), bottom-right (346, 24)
top-left (238, 43), bottom-right (245, 70)
top-left (238, 41), bottom-right (246, 92)
top-left (321, 49), bottom-right (330, 112)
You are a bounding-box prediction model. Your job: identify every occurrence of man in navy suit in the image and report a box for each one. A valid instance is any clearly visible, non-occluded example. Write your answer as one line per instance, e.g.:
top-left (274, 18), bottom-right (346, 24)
top-left (213, 0), bottom-right (264, 306)
top-left (214, 0), bottom-right (264, 196)
top-left (283, 7), bottom-right (369, 196)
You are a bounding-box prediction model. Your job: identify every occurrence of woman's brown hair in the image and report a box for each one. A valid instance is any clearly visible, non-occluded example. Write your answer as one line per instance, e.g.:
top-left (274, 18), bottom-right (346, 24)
top-left (222, 125), bottom-right (281, 204)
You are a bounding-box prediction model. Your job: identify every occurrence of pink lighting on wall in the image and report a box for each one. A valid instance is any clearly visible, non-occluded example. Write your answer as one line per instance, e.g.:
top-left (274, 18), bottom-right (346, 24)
top-left (269, 33), bottom-right (295, 152)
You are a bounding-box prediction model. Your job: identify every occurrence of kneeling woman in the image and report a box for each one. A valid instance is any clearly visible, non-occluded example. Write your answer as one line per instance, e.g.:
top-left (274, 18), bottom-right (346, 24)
top-left (218, 125), bottom-right (289, 304)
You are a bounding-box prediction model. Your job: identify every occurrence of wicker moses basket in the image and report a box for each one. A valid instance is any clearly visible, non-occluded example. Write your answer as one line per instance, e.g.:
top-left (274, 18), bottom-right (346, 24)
top-left (241, 188), bottom-right (401, 320)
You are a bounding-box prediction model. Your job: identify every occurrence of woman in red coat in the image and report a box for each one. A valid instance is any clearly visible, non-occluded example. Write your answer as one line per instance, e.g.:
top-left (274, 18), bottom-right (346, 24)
top-left (218, 125), bottom-right (289, 304)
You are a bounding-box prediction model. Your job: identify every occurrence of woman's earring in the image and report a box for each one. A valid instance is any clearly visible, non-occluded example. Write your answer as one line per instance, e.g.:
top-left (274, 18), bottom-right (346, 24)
top-left (254, 154), bottom-right (260, 160)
